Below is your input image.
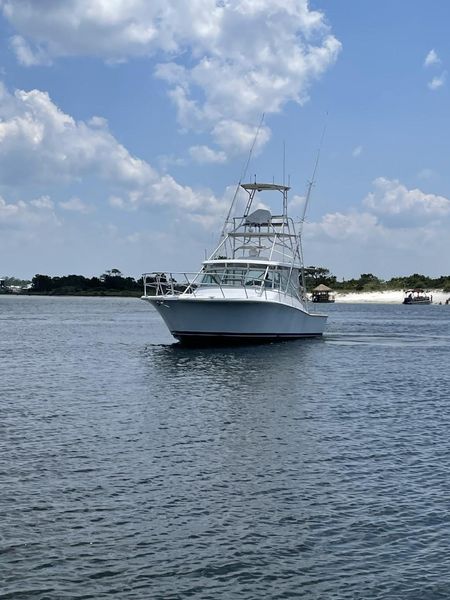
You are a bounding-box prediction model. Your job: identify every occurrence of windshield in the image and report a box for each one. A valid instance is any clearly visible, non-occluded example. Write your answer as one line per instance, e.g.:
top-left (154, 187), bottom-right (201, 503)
top-left (200, 265), bottom-right (299, 294)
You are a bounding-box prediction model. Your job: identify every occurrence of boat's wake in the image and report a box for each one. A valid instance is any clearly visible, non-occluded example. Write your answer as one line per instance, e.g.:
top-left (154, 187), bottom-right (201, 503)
top-left (325, 332), bottom-right (450, 348)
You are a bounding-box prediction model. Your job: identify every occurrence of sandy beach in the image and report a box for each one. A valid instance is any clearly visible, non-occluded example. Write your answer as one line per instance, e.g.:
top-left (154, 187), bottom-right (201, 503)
top-left (334, 290), bottom-right (450, 304)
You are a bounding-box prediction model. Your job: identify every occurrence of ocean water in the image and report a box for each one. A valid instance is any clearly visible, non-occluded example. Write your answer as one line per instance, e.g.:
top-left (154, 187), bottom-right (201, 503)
top-left (1, 296), bottom-right (450, 599)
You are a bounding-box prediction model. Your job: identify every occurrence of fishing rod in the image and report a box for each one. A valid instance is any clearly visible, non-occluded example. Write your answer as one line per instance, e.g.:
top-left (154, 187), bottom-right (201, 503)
top-left (299, 113), bottom-right (328, 297)
top-left (219, 113), bottom-right (265, 241)
top-left (300, 113), bottom-right (328, 231)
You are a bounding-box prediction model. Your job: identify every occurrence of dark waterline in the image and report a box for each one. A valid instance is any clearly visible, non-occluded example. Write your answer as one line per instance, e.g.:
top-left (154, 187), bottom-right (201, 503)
top-left (2, 296), bottom-right (450, 599)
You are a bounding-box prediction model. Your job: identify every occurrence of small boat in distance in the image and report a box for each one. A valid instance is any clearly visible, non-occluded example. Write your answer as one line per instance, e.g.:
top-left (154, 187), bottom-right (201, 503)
top-left (311, 284), bottom-right (335, 303)
top-left (142, 181), bottom-right (327, 343)
top-left (402, 288), bottom-right (432, 305)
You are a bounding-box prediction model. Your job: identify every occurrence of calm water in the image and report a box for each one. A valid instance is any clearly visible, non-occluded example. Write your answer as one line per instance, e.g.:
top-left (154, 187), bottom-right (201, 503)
top-left (1, 296), bottom-right (450, 599)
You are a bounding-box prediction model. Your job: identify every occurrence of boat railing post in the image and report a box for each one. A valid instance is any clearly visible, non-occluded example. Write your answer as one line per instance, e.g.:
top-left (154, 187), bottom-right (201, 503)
top-left (183, 272), bottom-right (189, 296)
top-left (216, 271), bottom-right (225, 298)
top-left (190, 273), bottom-right (197, 297)
top-left (243, 266), bottom-right (249, 299)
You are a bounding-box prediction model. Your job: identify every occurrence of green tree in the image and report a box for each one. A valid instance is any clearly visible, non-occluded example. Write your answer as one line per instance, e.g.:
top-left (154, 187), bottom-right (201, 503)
top-left (303, 266), bottom-right (337, 290)
top-left (31, 274), bottom-right (53, 292)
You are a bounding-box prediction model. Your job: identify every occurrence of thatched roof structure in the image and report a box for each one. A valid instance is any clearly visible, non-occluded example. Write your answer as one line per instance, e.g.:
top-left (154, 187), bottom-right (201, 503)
top-left (313, 284), bottom-right (333, 292)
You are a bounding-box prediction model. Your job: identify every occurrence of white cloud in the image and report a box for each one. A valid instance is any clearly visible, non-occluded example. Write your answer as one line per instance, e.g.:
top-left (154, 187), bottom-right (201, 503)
top-left (156, 3), bottom-right (341, 154)
top-left (0, 194), bottom-right (59, 228)
top-left (428, 72), bottom-right (446, 90)
top-left (363, 177), bottom-right (450, 220)
top-left (0, 82), bottom-right (226, 220)
top-left (424, 49), bottom-right (440, 68)
top-left (306, 211), bottom-right (381, 242)
top-left (59, 197), bottom-right (93, 214)
top-left (1, 0), bottom-right (341, 155)
top-left (0, 82), bottom-right (157, 188)
top-left (189, 145), bottom-right (227, 164)
top-left (352, 145), bottom-right (363, 157)
top-left (423, 50), bottom-right (446, 91)
top-left (302, 178), bottom-right (450, 277)
top-left (211, 119), bottom-right (272, 155)
top-left (304, 214), bottom-right (446, 278)
top-left (10, 35), bottom-right (51, 66)
top-left (288, 193), bottom-right (306, 213)
top-left (146, 174), bottom-right (227, 220)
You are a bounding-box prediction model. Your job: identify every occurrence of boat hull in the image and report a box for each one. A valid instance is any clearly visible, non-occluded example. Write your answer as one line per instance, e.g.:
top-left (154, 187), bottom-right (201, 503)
top-left (402, 299), bottom-right (431, 305)
top-left (144, 296), bottom-right (327, 343)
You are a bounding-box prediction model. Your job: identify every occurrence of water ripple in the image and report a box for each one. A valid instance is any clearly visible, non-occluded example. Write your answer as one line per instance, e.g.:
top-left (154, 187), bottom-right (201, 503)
top-left (1, 297), bottom-right (450, 598)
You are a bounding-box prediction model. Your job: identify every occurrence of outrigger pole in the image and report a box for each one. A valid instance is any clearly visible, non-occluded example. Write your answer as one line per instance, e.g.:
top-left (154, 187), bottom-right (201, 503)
top-left (300, 113), bottom-right (328, 230)
top-left (299, 113), bottom-right (328, 295)
top-left (219, 113), bottom-right (265, 242)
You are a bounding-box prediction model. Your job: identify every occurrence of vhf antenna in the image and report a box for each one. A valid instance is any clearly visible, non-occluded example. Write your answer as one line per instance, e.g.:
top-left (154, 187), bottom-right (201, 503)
top-left (219, 113), bottom-right (265, 241)
top-left (300, 113), bottom-right (328, 230)
top-left (299, 113), bottom-right (328, 297)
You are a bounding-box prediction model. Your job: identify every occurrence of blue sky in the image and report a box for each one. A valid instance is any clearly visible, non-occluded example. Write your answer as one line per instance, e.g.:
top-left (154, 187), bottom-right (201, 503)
top-left (1, 0), bottom-right (450, 280)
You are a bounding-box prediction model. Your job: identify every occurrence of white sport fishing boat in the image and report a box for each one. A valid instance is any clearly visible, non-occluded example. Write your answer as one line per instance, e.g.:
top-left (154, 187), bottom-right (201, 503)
top-left (142, 179), bottom-right (327, 343)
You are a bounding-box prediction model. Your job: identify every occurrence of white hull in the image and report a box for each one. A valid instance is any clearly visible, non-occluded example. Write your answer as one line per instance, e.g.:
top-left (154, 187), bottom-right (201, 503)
top-left (142, 180), bottom-right (329, 344)
top-left (144, 295), bottom-right (327, 343)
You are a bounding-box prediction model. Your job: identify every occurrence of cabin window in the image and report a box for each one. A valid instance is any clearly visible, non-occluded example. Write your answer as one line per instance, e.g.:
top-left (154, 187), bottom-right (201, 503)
top-left (222, 268), bottom-right (246, 286)
top-left (271, 268), bottom-right (299, 295)
top-left (201, 265), bottom-right (266, 287)
top-left (200, 265), bottom-right (299, 295)
top-left (244, 268), bottom-right (266, 286)
top-left (201, 267), bottom-right (225, 285)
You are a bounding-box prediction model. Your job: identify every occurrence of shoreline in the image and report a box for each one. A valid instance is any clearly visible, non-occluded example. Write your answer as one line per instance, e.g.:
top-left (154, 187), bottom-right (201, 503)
top-left (0, 290), bottom-right (142, 298)
top-left (3, 289), bottom-right (450, 304)
top-left (334, 290), bottom-right (450, 304)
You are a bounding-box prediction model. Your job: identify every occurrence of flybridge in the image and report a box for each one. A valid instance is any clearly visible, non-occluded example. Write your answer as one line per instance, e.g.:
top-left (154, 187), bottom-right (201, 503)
top-left (211, 181), bottom-right (301, 265)
top-left (239, 181), bottom-right (290, 220)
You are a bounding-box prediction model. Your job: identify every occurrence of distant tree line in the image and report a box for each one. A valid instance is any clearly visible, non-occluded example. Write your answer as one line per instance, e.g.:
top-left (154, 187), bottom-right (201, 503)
top-left (4, 267), bottom-right (450, 295)
top-left (304, 267), bottom-right (450, 292)
top-left (29, 269), bottom-right (143, 296)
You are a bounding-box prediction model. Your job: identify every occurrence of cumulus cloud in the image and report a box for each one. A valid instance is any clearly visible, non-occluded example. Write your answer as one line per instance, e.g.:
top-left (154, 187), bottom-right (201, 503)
top-left (189, 145), bottom-right (227, 164)
top-left (428, 72), bottom-right (446, 90)
top-left (0, 194), bottom-right (59, 228)
top-left (304, 213), bottom-right (446, 278)
top-left (302, 177), bottom-right (450, 277)
top-left (288, 193), bottom-right (306, 213)
top-left (423, 49), bottom-right (446, 91)
top-left (424, 49), bottom-right (441, 68)
top-left (305, 211), bottom-right (382, 242)
top-left (59, 197), bottom-right (93, 214)
top-left (363, 177), bottom-right (450, 220)
top-left (211, 119), bottom-right (272, 155)
top-left (10, 35), bottom-right (51, 66)
top-left (1, 0), bottom-right (341, 155)
top-left (0, 81), bottom-right (226, 221)
top-left (156, 2), bottom-right (341, 154)
top-left (0, 82), bottom-right (157, 189)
